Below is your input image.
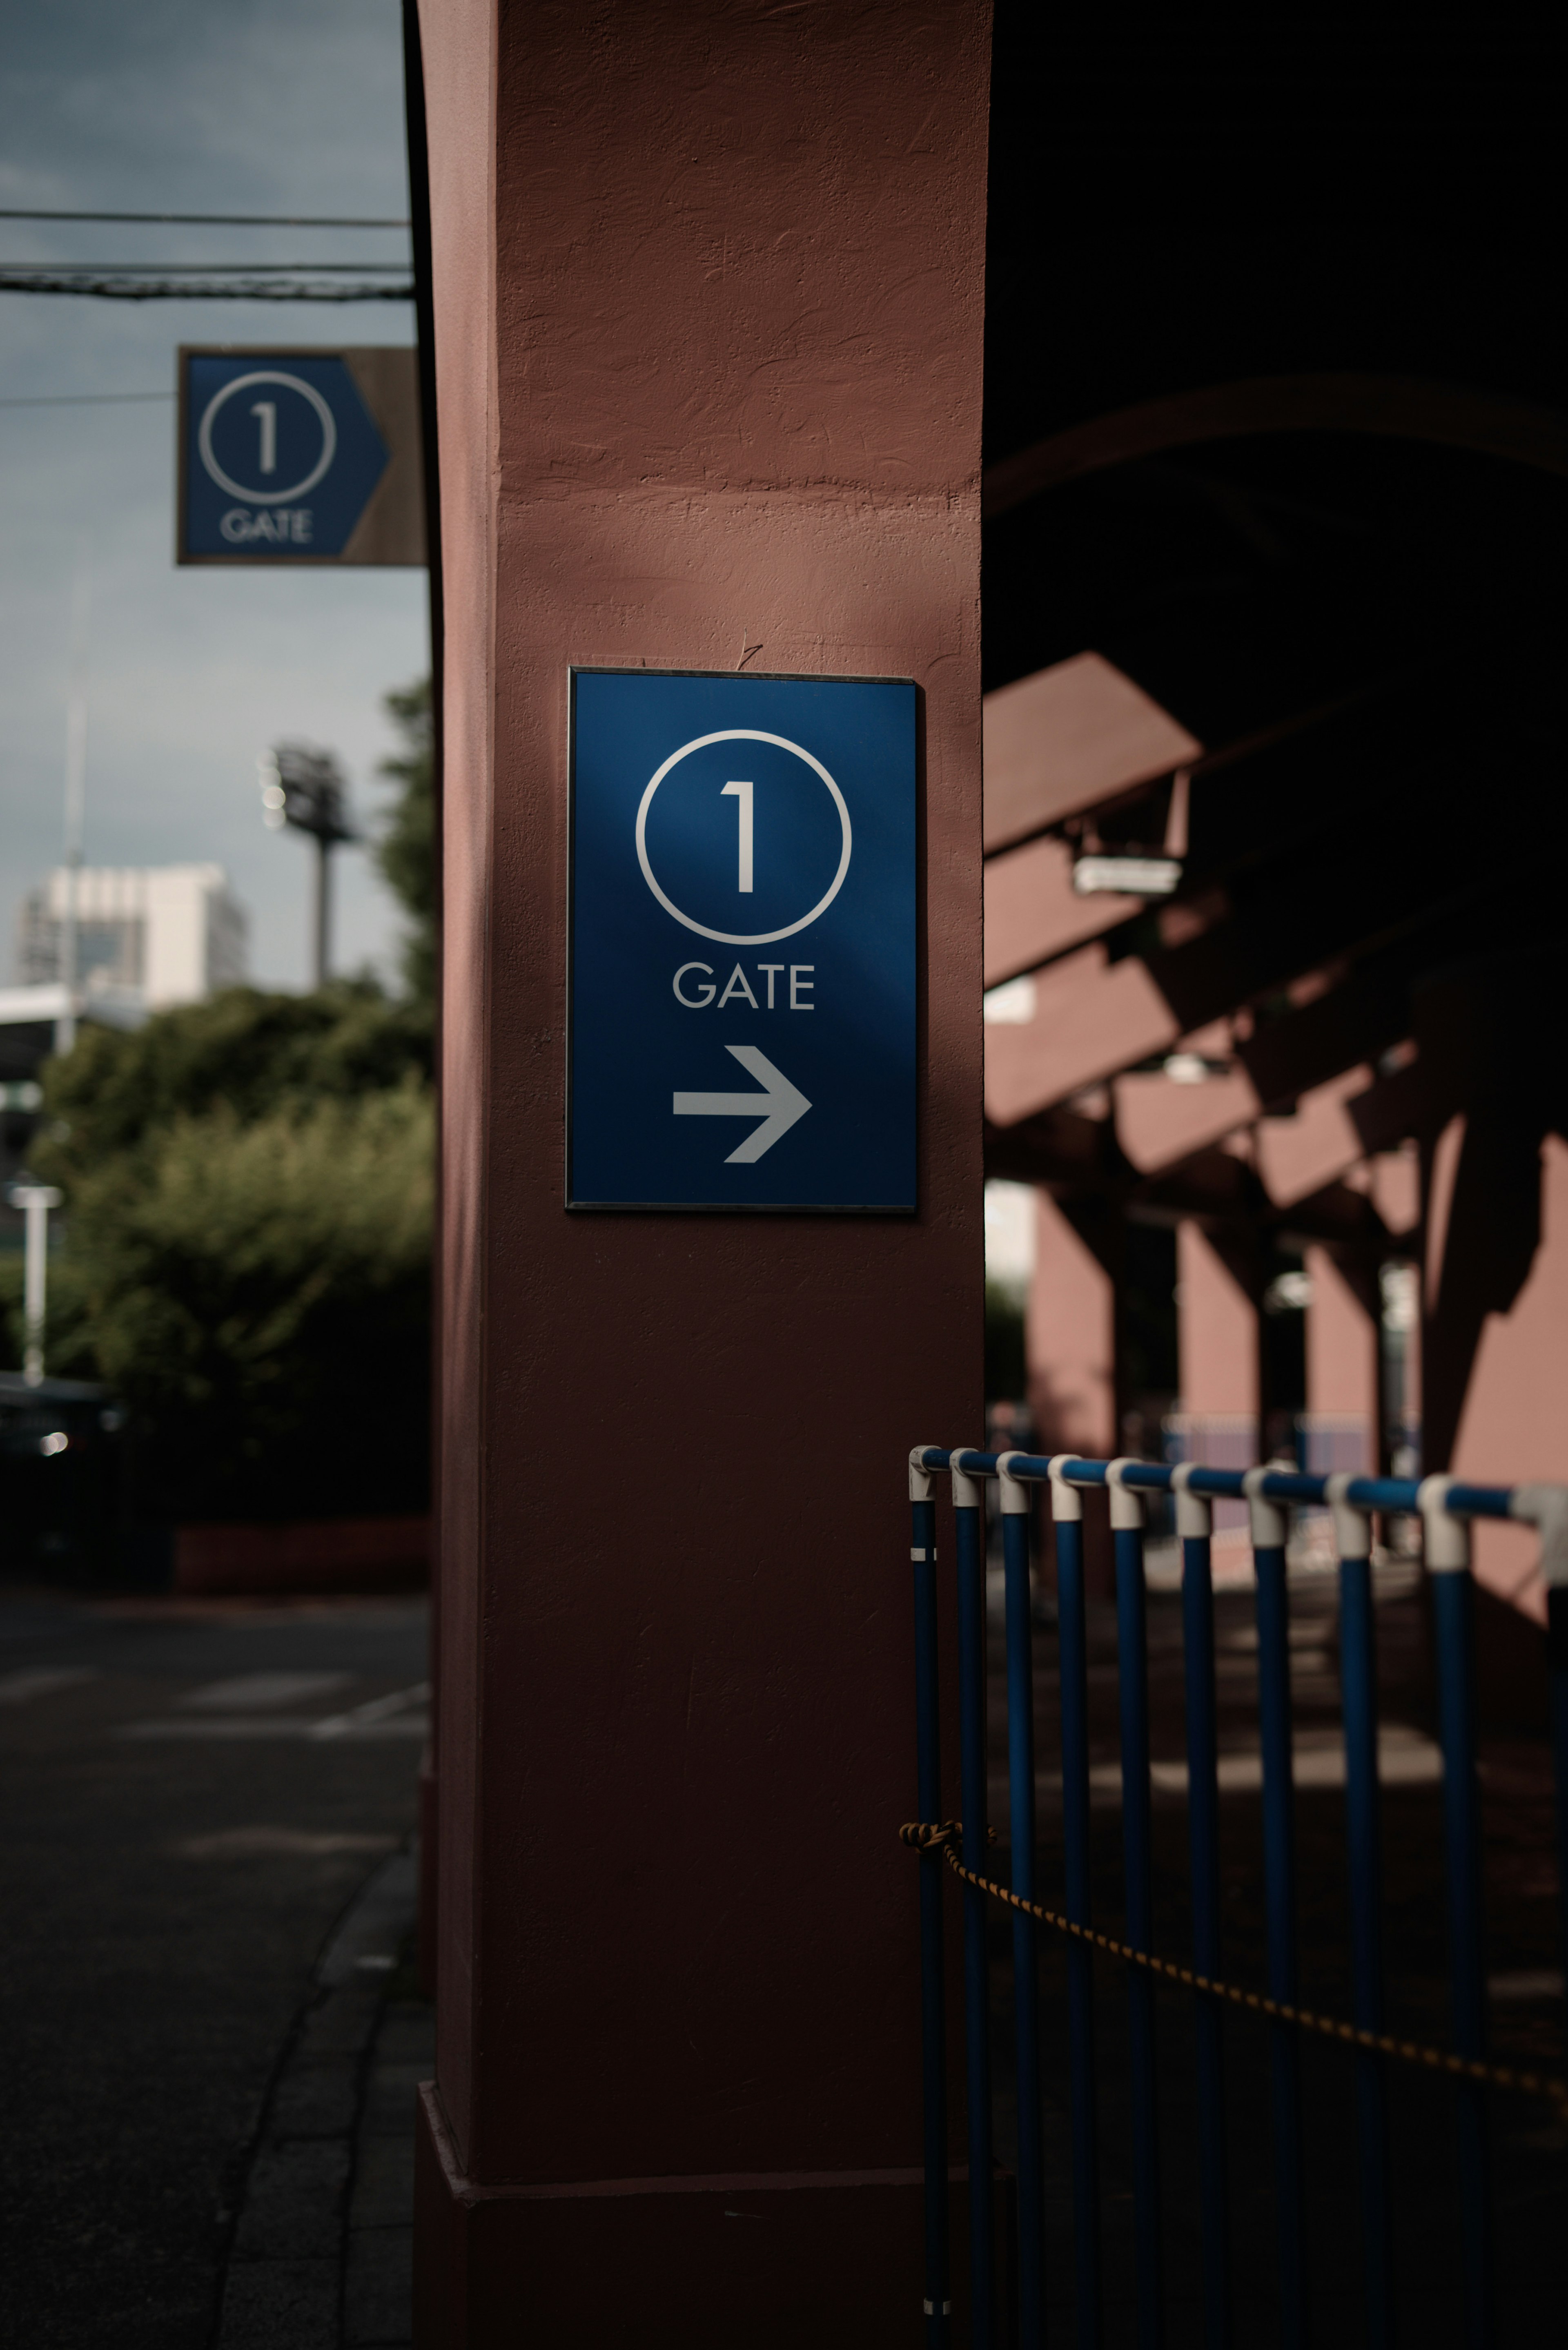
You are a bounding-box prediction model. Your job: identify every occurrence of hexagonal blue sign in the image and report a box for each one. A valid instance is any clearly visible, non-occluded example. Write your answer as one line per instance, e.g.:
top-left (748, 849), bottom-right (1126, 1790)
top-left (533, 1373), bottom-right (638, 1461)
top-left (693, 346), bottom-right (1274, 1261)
top-left (180, 352), bottom-right (389, 560)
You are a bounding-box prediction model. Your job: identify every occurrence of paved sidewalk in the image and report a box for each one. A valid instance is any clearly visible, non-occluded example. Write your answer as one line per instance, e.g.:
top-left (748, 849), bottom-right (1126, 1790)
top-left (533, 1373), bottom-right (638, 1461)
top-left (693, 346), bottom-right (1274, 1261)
top-left (216, 1850), bottom-right (432, 2349)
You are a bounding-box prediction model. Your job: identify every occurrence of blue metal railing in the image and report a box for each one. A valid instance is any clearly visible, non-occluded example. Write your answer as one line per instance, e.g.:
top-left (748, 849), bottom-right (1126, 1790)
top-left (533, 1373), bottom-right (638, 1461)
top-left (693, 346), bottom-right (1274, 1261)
top-left (906, 1447), bottom-right (1568, 2349)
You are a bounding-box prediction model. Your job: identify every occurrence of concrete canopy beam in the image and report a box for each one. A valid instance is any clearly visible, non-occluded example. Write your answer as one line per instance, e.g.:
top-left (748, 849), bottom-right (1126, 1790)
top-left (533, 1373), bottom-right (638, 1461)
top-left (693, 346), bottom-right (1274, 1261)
top-left (983, 831), bottom-right (1144, 989)
top-left (982, 651), bottom-right (1200, 855)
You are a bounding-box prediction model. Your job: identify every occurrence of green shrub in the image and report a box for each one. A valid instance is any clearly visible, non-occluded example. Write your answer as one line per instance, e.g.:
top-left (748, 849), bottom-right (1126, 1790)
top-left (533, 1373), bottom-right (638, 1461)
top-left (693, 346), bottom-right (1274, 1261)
top-left (15, 987), bottom-right (435, 1524)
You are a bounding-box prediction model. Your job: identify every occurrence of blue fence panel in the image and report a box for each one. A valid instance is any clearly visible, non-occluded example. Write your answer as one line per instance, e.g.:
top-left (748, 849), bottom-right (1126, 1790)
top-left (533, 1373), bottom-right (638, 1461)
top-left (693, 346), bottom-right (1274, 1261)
top-left (906, 1444), bottom-right (1568, 2348)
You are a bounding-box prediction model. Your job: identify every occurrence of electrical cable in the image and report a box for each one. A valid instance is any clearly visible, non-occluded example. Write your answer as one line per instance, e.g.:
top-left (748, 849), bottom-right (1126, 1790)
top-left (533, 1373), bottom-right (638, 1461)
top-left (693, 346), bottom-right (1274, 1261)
top-left (0, 208), bottom-right (409, 227)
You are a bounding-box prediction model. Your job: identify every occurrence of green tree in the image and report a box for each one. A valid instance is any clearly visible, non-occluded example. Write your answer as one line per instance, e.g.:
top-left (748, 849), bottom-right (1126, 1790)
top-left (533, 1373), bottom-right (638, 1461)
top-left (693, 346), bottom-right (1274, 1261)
top-left (375, 676), bottom-right (435, 1003)
top-left (36, 981), bottom-right (431, 1183)
top-left (13, 982), bottom-right (436, 1525)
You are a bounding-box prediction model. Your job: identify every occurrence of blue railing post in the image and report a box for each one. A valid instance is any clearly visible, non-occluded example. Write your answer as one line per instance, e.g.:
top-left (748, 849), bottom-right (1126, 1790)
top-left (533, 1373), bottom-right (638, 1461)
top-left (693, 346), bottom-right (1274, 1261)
top-left (904, 1445), bottom-right (1567, 2350)
top-left (951, 1450), bottom-right (996, 2347)
top-left (910, 1449), bottom-right (951, 2347)
top-left (1421, 1478), bottom-right (1493, 2350)
top-left (1330, 1474), bottom-right (1394, 2348)
top-left (1169, 1464), bottom-right (1231, 2350)
top-left (998, 1451), bottom-right (1047, 2346)
top-left (1113, 1463), bottom-right (1165, 2350)
top-left (1243, 1466), bottom-right (1305, 2350)
top-left (1051, 1457), bottom-right (1102, 2348)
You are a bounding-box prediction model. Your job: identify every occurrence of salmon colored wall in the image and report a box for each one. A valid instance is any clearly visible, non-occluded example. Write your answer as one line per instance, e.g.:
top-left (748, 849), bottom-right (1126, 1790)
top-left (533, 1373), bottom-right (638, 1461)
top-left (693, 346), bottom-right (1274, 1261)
top-left (1304, 1245), bottom-right (1379, 1432)
top-left (1178, 1220), bottom-right (1259, 1421)
top-left (1026, 1189), bottom-right (1116, 1457)
top-left (1450, 1136), bottom-right (1568, 1624)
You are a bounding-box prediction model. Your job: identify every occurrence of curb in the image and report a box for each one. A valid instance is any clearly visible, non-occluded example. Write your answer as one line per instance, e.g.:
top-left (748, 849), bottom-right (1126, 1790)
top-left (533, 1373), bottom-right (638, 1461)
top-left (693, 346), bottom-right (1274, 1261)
top-left (214, 1848), bottom-right (423, 2349)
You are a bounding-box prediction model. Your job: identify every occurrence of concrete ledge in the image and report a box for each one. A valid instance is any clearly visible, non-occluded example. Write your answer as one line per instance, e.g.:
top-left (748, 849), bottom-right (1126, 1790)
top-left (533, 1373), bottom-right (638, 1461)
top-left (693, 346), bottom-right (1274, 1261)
top-left (412, 2085), bottom-right (996, 2348)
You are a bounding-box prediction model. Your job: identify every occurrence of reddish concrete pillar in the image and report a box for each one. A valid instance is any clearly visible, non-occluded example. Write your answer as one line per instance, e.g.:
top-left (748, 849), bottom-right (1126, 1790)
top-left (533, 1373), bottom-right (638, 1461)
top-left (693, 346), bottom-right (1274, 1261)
top-left (1303, 1244), bottom-right (1379, 1473)
top-left (1176, 1220), bottom-right (1260, 1426)
top-left (1448, 1135), bottom-right (1568, 1623)
top-left (414, 4), bottom-right (989, 2341)
top-left (1026, 1190), bottom-right (1117, 1458)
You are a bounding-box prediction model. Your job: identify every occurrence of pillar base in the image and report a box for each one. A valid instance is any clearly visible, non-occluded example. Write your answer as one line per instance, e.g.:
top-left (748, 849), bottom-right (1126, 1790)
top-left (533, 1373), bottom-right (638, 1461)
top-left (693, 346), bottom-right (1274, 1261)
top-left (413, 2084), bottom-right (958, 2347)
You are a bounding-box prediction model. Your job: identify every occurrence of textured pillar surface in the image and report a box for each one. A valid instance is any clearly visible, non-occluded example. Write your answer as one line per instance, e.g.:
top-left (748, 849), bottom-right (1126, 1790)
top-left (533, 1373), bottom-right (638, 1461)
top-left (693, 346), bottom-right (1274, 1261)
top-left (413, 3), bottom-right (990, 2340)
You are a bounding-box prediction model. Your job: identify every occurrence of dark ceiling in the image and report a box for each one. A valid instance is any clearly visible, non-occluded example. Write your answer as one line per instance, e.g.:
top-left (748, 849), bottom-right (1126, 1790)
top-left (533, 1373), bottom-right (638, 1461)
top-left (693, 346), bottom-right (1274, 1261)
top-left (981, 18), bottom-right (1568, 724)
top-left (978, 20), bottom-right (1568, 1286)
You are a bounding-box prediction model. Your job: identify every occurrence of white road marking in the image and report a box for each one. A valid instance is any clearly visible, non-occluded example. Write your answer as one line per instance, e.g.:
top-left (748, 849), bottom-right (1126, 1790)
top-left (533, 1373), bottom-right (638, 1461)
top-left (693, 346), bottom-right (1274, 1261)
top-left (121, 1715), bottom-right (428, 1741)
top-left (175, 1827), bottom-right (398, 1859)
top-left (0, 1666), bottom-right (100, 1707)
top-left (178, 1670), bottom-right (354, 1712)
top-left (122, 1681), bottom-right (429, 1742)
top-left (307, 1683), bottom-right (429, 1741)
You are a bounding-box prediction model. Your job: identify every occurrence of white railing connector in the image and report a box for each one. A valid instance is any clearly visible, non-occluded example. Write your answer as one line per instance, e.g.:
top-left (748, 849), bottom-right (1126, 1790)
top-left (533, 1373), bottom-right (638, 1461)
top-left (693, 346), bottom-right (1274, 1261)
top-left (1508, 1483), bottom-right (1568, 1587)
top-left (994, 1449), bottom-right (1032, 1516)
top-left (1325, 1470), bottom-right (1373, 1563)
top-left (1105, 1457), bottom-right (1146, 1531)
top-left (1417, 1474), bottom-right (1470, 1573)
top-left (909, 1445), bottom-right (936, 1503)
top-left (1047, 1455), bottom-right (1084, 1522)
top-left (1242, 1464), bottom-right (1288, 1550)
top-left (949, 1449), bottom-right (986, 1511)
top-left (1170, 1459), bottom-right (1212, 1541)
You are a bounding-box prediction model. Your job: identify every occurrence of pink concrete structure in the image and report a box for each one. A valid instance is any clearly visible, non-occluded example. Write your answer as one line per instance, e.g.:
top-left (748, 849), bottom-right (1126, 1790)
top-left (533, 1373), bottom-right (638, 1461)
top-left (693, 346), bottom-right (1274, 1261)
top-left (1303, 1244), bottom-right (1379, 1471)
top-left (982, 651), bottom-right (1200, 856)
top-left (414, 2), bottom-right (990, 2339)
top-left (1449, 1137), bottom-right (1568, 1621)
top-left (1254, 1064), bottom-right (1383, 1208)
top-left (985, 943), bottom-right (1179, 1123)
top-left (1177, 1221), bottom-right (1259, 1425)
top-left (983, 832), bottom-right (1143, 988)
top-left (1026, 1190), bottom-right (1116, 1459)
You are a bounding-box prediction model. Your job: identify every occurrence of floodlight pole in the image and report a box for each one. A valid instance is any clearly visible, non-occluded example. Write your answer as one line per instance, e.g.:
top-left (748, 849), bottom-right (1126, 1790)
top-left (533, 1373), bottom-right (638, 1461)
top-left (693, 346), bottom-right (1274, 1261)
top-left (260, 743), bottom-right (356, 993)
top-left (58, 566), bottom-right (91, 1055)
top-left (11, 1182), bottom-right (63, 1386)
top-left (313, 832), bottom-right (332, 990)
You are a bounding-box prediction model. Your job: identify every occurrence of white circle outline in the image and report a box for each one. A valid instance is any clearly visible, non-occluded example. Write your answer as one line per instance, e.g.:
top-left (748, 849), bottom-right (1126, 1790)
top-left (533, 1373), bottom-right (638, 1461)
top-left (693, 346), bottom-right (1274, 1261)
top-left (634, 729), bottom-right (852, 945)
top-left (196, 370), bottom-right (339, 505)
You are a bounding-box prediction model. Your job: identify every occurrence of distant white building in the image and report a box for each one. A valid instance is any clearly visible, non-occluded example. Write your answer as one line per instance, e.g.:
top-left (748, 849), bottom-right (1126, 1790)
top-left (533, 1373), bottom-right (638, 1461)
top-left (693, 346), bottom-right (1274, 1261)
top-left (16, 864), bottom-right (249, 1012)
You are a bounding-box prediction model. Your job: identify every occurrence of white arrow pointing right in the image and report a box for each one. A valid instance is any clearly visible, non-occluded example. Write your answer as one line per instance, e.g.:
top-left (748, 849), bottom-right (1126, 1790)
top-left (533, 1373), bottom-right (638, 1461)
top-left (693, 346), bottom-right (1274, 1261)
top-left (673, 1044), bottom-right (812, 1164)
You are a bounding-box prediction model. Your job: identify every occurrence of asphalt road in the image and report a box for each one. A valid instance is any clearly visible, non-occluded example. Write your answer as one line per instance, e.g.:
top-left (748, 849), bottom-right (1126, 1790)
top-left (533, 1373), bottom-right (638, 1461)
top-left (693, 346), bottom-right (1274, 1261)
top-left (0, 1587), bottom-right (428, 2350)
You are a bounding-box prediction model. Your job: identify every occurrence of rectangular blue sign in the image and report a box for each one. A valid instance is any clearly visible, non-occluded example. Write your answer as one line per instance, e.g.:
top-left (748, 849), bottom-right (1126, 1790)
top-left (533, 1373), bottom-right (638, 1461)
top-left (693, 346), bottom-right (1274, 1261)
top-left (568, 667), bottom-right (918, 1211)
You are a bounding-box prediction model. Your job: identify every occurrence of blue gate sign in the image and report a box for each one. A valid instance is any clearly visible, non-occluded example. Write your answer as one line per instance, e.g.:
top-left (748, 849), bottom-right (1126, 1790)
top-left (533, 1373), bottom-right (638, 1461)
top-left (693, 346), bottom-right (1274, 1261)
top-left (568, 667), bottom-right (918, 1211)
top-left (179, 350), bottom-right (389, 559)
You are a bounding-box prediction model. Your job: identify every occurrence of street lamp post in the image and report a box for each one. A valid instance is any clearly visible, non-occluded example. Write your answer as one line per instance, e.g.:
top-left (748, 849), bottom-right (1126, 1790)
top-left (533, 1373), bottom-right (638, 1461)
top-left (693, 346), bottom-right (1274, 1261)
top-left (258, 743), bottom-right (359, 989)
top-left (9, 1182), bottom-right (63, 1387)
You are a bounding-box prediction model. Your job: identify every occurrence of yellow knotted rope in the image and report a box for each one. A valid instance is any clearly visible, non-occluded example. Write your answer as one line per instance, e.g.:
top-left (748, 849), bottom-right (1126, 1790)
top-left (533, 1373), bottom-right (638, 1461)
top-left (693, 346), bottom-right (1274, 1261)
top-left (901, 1821), bottom-right (1568, 2119)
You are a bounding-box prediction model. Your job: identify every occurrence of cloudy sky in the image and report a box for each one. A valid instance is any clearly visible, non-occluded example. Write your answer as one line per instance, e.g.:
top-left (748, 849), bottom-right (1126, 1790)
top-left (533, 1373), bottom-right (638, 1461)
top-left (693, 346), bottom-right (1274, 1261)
top-left (0, 0), bottom-right (425, 990)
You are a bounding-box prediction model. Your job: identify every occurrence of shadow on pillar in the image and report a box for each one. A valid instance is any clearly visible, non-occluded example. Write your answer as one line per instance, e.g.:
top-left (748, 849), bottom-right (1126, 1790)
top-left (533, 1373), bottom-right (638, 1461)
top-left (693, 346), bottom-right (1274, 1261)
top-left (1416, 953), bottom-right (1568, 1724)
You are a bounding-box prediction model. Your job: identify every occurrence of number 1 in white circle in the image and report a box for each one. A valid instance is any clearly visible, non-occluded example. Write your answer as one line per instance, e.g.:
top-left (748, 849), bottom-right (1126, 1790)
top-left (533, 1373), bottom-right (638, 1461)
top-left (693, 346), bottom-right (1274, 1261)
top-left (250, 400), bottom-right (278, 475)
top-left (722, 780), bottom-right (754, 894)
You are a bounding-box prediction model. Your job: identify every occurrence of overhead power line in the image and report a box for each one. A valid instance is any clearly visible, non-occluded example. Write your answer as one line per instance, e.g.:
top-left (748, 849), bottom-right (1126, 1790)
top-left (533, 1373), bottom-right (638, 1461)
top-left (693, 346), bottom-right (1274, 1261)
top-left (0, 272), bottom-right (413, 302)
top-left (0, 260), bottom-right (412, 274)
top-left (0, 390), bottom-right (172, 407)
top-left (0, 208), bottom-right (409, 227)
